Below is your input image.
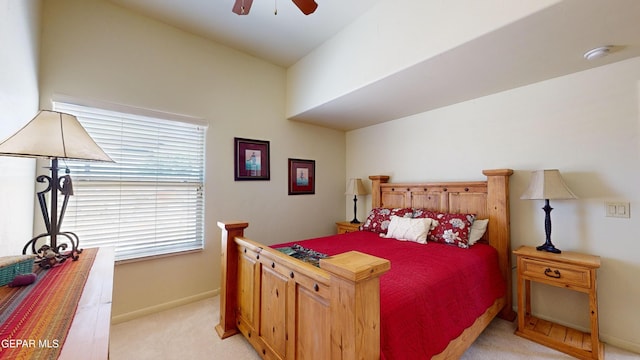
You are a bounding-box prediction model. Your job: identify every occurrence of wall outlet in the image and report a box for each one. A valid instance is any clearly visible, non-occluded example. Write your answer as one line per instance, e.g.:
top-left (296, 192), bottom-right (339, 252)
top-left (605, 202), bottom-right (630, 218)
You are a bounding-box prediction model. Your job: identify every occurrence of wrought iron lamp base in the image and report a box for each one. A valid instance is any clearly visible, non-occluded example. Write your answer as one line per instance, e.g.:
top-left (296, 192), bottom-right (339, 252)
top-left (23, 233), bottom-right (82, 269)
top-left (536, 241), bottom-right (562, 254)
top-left (350, 195), bottom-right (360, 224)
top-left (536, 199), bottom-right (562, 254)
top-left (21, 158), bottom-right (82, 268)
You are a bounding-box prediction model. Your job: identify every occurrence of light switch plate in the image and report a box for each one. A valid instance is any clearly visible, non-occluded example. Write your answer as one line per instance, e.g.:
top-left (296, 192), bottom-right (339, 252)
top-left (605, 202), bottom-right (630, 218)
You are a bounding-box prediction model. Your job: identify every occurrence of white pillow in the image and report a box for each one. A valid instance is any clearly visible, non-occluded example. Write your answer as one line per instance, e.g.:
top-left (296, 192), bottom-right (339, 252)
top-left (381, 216), bottom-right (437, 244)
top-left (468, 219), bottom-right (489, 245)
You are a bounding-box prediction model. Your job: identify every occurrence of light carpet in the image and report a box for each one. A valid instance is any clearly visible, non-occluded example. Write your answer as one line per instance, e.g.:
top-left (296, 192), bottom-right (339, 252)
top-left (110, 296), bottom-right (639, 359)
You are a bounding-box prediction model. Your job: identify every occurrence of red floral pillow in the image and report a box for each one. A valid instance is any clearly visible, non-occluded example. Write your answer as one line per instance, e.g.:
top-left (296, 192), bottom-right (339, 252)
top-left (411, 209), bottom-right (437, 219)
top-left (360, 208), bottom-right (413, 234)
top-left (413, 209), bottom-right (476, 248)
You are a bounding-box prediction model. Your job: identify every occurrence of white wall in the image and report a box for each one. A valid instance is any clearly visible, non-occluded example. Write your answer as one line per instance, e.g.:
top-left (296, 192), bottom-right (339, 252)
top-left (347, 57), bottom-right (640, 352)
top-left (0, 0), bottom-right (40, 256)
top-left (286, 0), bottom-right (559, 117)
top-left (38, 0), bottom-right (346, 319)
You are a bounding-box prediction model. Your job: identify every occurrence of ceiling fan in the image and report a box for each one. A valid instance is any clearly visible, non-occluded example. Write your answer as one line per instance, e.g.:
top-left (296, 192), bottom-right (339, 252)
top-left (233, 0), bottom-right (318, 15)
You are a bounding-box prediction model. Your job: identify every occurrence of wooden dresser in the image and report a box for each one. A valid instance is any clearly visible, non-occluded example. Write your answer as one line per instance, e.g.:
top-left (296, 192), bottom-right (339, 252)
top-left (514, 246), bottom-right (602, 360)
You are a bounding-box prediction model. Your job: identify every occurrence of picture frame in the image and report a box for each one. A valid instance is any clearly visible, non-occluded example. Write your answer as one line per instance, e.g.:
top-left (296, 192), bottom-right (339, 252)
top-left (288, 158), bottom-right (315, 195)
top-left (234, 137), bottom-right (270, 181)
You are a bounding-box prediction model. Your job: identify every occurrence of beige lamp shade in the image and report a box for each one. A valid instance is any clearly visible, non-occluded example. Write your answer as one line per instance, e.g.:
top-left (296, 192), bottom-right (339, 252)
top-left (0, 110), bottom-right (113, 162)
top-left (345, 178), bottom-right (367, 196)
top-left (520, 169), bottom-right (577, 200)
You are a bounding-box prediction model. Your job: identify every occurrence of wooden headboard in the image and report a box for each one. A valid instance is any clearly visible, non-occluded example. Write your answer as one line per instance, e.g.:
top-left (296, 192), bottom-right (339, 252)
top-left (369, 169), bottom-right (515, 320)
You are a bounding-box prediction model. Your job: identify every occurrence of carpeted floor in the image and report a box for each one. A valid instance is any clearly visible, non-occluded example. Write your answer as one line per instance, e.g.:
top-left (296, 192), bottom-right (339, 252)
top-left (110, 296), bottom-right (639, 359)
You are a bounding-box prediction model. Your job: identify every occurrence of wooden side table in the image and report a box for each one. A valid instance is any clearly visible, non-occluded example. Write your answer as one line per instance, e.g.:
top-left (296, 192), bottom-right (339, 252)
top-left (336, 221), bottom-right (361, 234)
top-left (513, 246), bottom-right (603, 360)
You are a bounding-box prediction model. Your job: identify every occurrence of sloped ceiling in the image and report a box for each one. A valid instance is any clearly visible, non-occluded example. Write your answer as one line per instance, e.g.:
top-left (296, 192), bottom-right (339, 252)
top-left (108, 0), bottom-right (381, 67)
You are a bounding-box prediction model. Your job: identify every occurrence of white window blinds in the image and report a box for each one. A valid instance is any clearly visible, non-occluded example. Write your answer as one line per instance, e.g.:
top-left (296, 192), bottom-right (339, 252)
top-left (52, 102), bottom-right (206, 261)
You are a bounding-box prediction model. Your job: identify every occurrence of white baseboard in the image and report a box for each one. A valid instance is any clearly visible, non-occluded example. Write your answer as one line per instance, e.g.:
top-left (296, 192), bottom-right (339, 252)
top-left (602, 335), bottom-right (640, 355)
top-left (111, 288), bottom-right (220, 325)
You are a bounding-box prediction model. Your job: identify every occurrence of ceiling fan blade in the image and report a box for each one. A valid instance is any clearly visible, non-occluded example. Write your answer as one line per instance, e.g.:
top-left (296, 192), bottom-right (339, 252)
top-left (232, 0), bottom-right (253, 15)
top-left (292, 0), bottom-right (318, 15)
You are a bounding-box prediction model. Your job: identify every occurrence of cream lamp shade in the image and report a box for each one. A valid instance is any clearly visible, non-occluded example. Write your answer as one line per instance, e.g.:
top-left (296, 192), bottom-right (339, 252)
top-left (520, 169), bottom-right (577, 201)
top-left (521, 169), bottom-right (577, 254)
top-left (0, 110), bottom-right (113, 162)
top-left (345, 178), bottom-right (367, 196)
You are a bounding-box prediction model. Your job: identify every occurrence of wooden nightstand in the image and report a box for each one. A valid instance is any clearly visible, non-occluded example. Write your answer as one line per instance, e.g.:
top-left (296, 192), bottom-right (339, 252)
top-left (336, 221), bottom-right (361, 234)
top-left (514, 246), bottom-right (603, 360)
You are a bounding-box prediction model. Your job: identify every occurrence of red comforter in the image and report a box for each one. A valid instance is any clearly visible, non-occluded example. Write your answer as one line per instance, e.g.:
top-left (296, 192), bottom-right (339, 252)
top-left (276, 230), bottom-right (505, 359)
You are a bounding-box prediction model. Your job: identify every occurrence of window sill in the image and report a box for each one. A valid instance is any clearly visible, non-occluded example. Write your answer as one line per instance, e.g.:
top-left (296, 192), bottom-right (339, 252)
top-left (114, 248), bottom-right (203, 266)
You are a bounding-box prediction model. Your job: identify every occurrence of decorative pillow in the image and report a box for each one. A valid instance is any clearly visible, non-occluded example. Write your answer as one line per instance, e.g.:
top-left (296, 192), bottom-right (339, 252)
top-left (381, 216), bottom-right (438, 244)
top-left (411, 208), bottom-right (436, 219)
top-left (8, 273), bottom-right (37, 287)
top-left (360, 207), bottom-right (414, 234)
top-left (468, 219), bottom-right (489, 245)
top-left (414, 210), bottom-right (476, 248)
top-left (430, 213), bottom-right (475, 248)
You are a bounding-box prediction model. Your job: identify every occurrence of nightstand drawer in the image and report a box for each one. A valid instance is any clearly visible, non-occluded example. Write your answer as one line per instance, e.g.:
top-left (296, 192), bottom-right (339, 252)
top-left (520, 258), bottom-right (591, 289)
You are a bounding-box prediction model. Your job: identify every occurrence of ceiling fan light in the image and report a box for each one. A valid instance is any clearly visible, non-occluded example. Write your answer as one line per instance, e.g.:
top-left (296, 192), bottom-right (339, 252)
top-left (583, 46), bottom-right (612, 60)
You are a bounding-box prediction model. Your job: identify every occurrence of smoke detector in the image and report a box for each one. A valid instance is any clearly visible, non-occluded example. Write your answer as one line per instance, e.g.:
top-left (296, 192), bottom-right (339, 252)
top-left (583, 46), bottom-right (613, 60)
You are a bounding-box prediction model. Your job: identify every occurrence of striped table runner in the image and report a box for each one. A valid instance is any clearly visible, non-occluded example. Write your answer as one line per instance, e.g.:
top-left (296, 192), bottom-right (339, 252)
top-left (0, 248), bottom-right (97, 359)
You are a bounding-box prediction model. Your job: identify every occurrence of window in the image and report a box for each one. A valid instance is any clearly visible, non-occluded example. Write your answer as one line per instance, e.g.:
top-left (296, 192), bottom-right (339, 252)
top-left (53, 101), bottom-right (207, 261)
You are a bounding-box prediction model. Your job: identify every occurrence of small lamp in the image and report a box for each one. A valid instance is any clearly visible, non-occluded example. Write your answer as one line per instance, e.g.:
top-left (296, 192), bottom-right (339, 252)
top-left (520, 169), bottom-right (577, 254)
top-left (345, 178), bottom-right (367, 224)
top-left (0, 110), bottom-right (113, 267)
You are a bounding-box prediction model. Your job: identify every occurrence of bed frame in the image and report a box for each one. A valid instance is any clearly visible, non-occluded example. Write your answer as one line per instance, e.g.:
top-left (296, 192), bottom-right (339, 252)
top-left (216, 169), bottom-right (515, 359)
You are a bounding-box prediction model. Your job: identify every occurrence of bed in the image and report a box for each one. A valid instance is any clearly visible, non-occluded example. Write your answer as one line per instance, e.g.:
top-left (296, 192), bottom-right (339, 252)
top-left (216, 169), bottom-right (515, 359)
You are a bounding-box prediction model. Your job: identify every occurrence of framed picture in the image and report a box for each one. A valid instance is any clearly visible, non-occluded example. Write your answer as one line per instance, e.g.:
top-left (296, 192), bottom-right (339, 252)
top-left (234, 137), bottom-right (270, 180)
top-left (288, 158), bottom-right (315, 195)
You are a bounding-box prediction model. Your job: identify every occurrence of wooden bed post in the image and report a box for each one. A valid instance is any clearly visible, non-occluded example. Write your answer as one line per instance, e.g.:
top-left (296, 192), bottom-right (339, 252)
top-left (215, 221), bottom-right (249, 339)
top-left (320, 251), bottom-right (391, 360)
top-left (369, 175), bottom-right (390, 208)
top-left (482, 169), bottom-right (516, 321)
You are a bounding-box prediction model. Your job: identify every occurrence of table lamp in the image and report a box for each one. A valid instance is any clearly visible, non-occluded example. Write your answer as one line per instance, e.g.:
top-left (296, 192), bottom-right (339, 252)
top-left (0, 110), bottom-right (113, 267)
top-left (520, 169), bottom-right (577, 254)
top-left (345, 178), bottom-right (367, 224)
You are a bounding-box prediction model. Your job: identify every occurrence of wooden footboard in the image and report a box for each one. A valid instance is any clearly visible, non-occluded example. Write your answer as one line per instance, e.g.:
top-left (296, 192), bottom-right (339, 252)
top-left (216, 221), bottom-right (390, 360)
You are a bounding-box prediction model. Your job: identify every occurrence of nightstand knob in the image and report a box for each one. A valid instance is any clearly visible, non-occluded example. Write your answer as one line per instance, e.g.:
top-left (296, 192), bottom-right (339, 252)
top-left (544, 268), bottom-right (561, 279)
